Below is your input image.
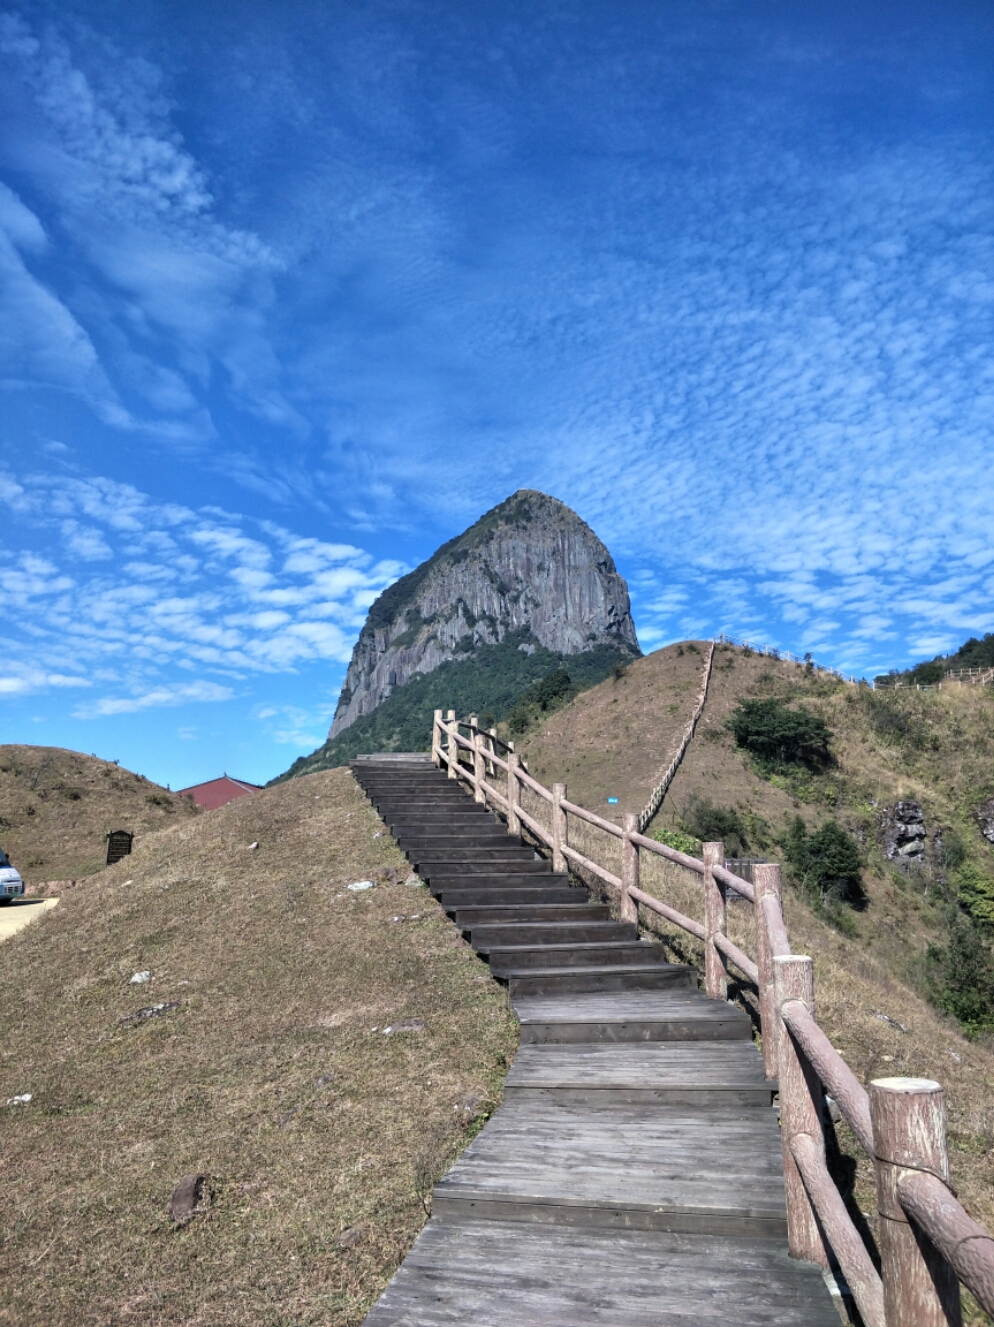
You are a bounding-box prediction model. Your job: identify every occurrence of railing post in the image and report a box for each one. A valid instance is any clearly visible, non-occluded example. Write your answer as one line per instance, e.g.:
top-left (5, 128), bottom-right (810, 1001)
top-left (753, 862), bottom-right (782, 1079)
top-left (703, 841), bottom-right (726, 1000)
top-left (469, 715), bottom-right (485, 803)
top-left (446, 709), bottom-right (457, 779)
top-left (487, 726), bottom-right (498, 777)
top-left (772, 955), bottom-right (829, 1266)
top-left (621, 813), bottom-right (639, 924)
top-left (431, 709), bottom-right (443, 767)
top-left (507, 752), bottom-right (521, 836)
top-left (552, 783), bottom-right (567, 873)
top-left (870, 1078), bottom-right (962, 1326)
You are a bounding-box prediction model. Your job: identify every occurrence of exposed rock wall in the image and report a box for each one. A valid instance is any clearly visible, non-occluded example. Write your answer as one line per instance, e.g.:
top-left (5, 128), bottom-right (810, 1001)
top-left (330, 490), bottom-right (640, 738)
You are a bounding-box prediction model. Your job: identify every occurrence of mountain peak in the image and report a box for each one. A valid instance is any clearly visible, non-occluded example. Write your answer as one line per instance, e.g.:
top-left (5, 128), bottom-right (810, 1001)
top-left (330, 491), bottom-right (638, 738)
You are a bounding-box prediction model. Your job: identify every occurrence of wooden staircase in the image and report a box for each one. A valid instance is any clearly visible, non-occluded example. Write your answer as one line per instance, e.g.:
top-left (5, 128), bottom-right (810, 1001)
top-left (352, 754), bottom-right (839, 1325)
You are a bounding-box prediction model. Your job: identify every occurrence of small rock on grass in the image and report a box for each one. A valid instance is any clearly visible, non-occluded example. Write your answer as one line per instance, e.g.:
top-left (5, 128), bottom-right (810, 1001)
top-left (338, 1226), bottom-right (362, 1249)
top-left (130, 970), bottom-right (151, 984)
top-left (383, 1019), bottom-right (426, 1035)
top-left (347, 880), bottom-right (374, 892)
top-left (121, 1001), bottom-right (181, 1027)
top-left (168, 1173), bottom-right (210, 1226)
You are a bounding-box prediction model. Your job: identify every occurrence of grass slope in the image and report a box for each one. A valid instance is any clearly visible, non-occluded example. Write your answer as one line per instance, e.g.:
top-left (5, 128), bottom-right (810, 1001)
top-left (0, 769), bottom-right (516, 1327)
top-left (0, 745), bottom-right (199, 884)
top-left (517, 641), bottom-right (713, 816)
top-left (278, 636), bottom-right (635, 780)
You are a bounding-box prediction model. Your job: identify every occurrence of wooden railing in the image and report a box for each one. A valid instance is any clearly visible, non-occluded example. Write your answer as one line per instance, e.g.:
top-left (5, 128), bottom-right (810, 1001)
top-left (432, 708), bottom-right (994, 1327)
top-left (636, 640), bottom-right (715, 831)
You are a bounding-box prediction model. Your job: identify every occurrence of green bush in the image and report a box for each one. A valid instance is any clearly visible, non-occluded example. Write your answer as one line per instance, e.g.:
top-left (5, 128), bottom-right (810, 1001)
top-left (782, 816), bottom-right (865, 909)
top-left (651, 827), bottom-right (700, 856)
top-left (927, 912), bottom-right (994, 1035)
top-left (680, 795), bottom-right (749, 857)
top-left (728, 698), bottom-right (831, 770)
top-left (956, 862), bottom-right (994, 928)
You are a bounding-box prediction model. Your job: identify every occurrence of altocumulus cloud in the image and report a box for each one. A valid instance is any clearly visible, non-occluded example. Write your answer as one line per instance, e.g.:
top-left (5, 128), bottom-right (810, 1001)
top-left (0, 471), bottom-right (403, 716)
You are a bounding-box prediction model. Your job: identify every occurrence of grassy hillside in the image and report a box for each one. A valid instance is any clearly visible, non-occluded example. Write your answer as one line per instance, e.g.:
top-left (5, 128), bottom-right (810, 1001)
top-left (278, 635), bottom-right (635, 780)
top-left (0, 768), bottom-right (516, 1327)
top-left (0, 746), bottom-right (199, 884)
top-left (516, 640), bottom-right (712, 815)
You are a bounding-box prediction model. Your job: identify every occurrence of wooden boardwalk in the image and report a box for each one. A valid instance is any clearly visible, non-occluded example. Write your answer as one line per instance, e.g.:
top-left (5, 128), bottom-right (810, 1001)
top-left (353, 755), bottom-right (840, 1326)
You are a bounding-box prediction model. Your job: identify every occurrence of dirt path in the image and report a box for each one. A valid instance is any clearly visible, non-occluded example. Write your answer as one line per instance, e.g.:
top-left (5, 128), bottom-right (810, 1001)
top-left (0, 897), bottom-right (58, 943)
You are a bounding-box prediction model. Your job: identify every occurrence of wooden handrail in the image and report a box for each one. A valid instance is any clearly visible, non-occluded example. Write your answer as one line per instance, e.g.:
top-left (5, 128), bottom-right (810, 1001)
top-left (790, 1133), bottom-right (885, 1327)
top-left (713, 932), bottom-right (759, 984)
top-left (563, 842), bottom-right (622, 890)
top-left (779, 999), bottom-right (873, 1156)
top-left (629, 885), bottom-right (705, 941)
top-left (713, 862), bottom-right (755, 902)
top-left (437, 708), bottom-right (990, 1316)
top-left (516, 803), bottom-right (553, 847)
top-left (516, 765), bottom-right (553, 802)
top-left (561, 797), bottom-right (624, 838)
top-left (630, 829), bottom-right (703, 873)
top-left (761, 893), bottom-right (792, 958)
top-left (898, 1171), bottom-right (994, 1317)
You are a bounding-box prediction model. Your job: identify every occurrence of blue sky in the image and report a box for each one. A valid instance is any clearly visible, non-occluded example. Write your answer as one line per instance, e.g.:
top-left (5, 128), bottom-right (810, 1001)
top-left (1, 1), bottom-right (992, 788)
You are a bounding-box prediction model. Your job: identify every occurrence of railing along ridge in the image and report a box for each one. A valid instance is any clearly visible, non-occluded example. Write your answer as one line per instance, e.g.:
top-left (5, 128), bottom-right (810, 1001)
top-left (636, 640), bottom-right (715, 832)
top-left (432, 707), bottom-right (994, 1327)
top-left (716, 632), bottom-right (868, 686)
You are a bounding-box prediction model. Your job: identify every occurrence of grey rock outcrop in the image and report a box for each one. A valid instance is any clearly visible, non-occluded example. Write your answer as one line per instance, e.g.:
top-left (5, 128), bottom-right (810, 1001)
top-left (330, 490), bottom-right (640, 738)
top-left (880, 800), bottom-right (927, 866)
top-left (976, 798), bottom-right (994, 845)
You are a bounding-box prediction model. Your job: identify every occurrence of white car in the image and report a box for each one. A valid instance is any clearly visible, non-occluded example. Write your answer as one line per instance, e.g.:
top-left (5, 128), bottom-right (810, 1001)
top-left (0, 849), bottom-right (25, 902)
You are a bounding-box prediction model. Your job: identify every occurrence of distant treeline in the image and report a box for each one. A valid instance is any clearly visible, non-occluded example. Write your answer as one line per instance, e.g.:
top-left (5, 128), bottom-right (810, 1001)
top-left (877, 632), bottom-right (994, 688)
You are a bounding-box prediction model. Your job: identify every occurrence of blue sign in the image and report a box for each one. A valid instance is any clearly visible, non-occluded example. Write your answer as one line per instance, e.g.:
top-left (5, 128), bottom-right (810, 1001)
top-left (607, 797), bottom-right (619, 804)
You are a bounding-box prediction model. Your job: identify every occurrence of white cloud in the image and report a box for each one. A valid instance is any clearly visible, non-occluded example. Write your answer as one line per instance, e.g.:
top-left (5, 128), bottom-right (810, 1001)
top-left (76, 680), bottom-right (235, 718)
top-left (0, 468), bottom-right (402, 714)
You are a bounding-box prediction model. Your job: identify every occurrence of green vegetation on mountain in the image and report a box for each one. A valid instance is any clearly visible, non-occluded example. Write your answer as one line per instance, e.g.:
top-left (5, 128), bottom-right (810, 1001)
top-left (728, 697), bottom-right (832, 771)
top-left (276, 634), bottom-right (634, 780)
top-left (877, 631), bottom-right (994, 688)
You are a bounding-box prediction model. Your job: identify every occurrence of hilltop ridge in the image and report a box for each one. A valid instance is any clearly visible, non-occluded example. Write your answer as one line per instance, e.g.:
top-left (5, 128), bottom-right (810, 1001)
top-left (0, 745), bottom-right (199, 883)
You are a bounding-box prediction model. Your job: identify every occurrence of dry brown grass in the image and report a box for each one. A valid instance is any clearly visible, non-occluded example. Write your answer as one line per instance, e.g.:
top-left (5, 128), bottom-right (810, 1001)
top-left (518, 641), bottom-right (712, 818)
top-left (0, 768), bottom-right (516, 1327)
top-left (0, 745), bottom-right (200, 884)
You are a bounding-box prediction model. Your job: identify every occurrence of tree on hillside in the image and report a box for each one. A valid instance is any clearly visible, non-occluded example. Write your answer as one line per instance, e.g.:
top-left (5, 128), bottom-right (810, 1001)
top-left (728, 698), bottom-right (832, 770)
top-left (782, 816), bottom-right (865, 909)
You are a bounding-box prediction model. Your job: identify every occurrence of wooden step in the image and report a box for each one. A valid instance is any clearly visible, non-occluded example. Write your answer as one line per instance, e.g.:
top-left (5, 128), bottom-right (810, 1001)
top-left (486, 939), bottom-right (666, 970)
top-left (455, 904), bottom-right (611, 927)
top-left (422, 860), bottom-right (551, 878)
top-left (502, 964), bottom-right (692, 998)
top-left (431, 871), bottom-right (571, 891)
top-left (361, 1218), bottom-right (839, 1326)
top-left (514, 989), bottom-right (750, 1043)
top-left (469, 921), bottom-right (636, 947)
top-left (413, 847), bottom-right (541, 863)
top-left (504, 1042), bottom-right (775, 1106)
top-left (439, 886), bottom-right (581, 909)
top-left (432, 1099), bottom-right (788, 1238)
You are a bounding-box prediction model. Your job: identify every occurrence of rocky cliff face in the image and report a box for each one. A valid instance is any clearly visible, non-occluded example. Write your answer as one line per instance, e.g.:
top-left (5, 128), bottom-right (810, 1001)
top-left (330, 490), bottom-right (640, 738)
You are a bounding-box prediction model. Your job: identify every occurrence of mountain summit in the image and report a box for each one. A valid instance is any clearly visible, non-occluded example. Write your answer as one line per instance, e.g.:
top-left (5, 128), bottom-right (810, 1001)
top-left (330, 490), bottom-right (639, 739)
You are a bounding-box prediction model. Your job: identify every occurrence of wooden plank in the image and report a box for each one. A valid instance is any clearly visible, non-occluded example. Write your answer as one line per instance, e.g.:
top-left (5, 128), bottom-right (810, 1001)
top-left (514, 988), bottom-right (751, 1042)
top-left (433, 1099), bottom-right (789, 1232)
top-left (363, 1218), bottom-right (839, 1326)
top-left (507, 1041), bottom-right (770, 1087)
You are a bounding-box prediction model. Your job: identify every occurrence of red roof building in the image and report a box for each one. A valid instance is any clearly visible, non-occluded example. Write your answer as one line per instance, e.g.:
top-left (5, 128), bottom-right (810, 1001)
top-left (178, 775), bottom-right (262, 810)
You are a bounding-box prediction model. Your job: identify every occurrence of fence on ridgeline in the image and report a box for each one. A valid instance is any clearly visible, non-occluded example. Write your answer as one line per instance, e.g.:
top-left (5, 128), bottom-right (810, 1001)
top-left (432, 706), bottom-right (994, 1327)
top-left (635, 640), bottom-right (715, 832)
